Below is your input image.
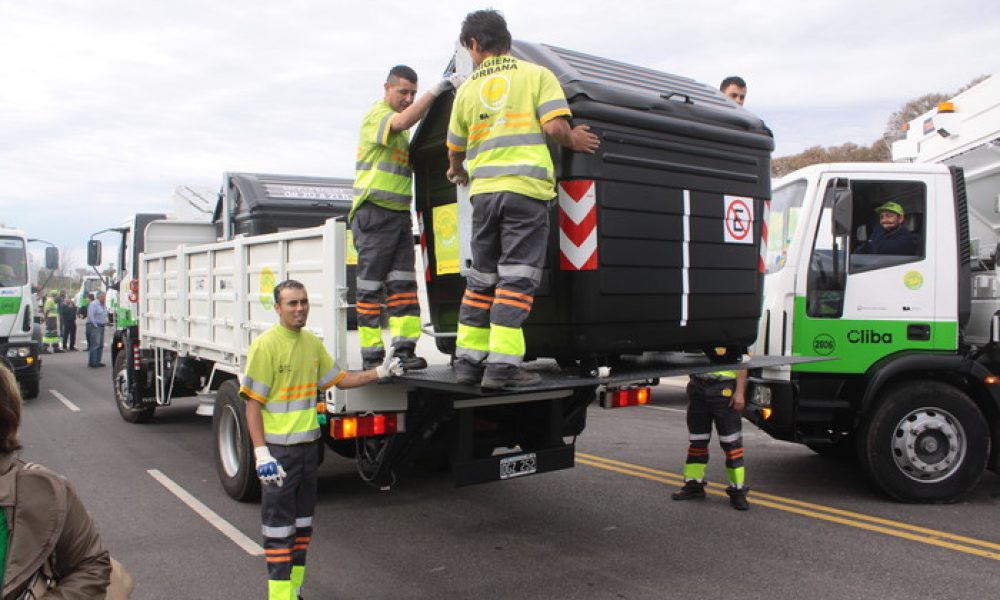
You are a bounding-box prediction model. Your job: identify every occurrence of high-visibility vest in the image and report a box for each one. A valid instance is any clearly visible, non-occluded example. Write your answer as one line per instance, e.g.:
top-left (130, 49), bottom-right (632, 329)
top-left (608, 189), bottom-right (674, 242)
top-left (447, 54), bottom-right (572, 201)
top-left (239, 324), bottom-right (345, 446)
top-left (351, 100), bottom-right (412, 220)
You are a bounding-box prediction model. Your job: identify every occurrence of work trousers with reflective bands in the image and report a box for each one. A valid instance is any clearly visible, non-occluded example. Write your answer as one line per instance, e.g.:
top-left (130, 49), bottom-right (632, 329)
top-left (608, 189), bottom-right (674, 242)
top-left (683, 377), bottom-right (745, 487)
top-left (456, 192), bottom-right (549, 371)
top-left (351, 202), bottom-right (420, 364)
top-left (262, 441), bottom-right (318, 600)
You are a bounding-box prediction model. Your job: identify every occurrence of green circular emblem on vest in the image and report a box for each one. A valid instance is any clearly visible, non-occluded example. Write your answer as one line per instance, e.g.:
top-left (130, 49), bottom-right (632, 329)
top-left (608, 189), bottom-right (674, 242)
top-left (812, 333), bottom-right (835, 356)
top-left (260, 266), bottom-right (276, 309)
top-left (903, 270), bottom-right (923, 290)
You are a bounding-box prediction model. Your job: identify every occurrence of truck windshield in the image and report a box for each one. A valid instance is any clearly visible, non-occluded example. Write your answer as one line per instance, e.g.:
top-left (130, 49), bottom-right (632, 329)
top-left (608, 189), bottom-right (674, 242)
top-left (765, 179), bottom-right (807, 274)
top-left (0, 237), bottom-right (28, 287)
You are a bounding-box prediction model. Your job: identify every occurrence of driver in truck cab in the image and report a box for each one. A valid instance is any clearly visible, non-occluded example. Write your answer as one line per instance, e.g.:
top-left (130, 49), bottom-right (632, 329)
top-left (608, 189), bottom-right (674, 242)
top-left (854, 201), bottom-right (918, 256)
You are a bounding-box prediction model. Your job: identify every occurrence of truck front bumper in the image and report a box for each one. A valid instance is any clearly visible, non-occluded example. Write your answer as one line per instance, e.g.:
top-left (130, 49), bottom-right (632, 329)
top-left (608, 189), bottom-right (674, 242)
top-left (745, 378), bottom-right (795, 441)
top-left (0, 342), bottom-right (41, 382)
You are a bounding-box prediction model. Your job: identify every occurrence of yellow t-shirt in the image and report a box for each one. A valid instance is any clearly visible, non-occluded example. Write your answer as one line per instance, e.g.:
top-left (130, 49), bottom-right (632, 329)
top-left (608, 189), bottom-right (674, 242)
top-left (240, 324), bottom-right (345, 445)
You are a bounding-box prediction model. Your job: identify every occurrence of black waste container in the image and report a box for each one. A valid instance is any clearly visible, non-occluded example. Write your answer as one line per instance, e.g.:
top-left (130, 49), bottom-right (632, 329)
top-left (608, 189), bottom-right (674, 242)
top-left (212, 173), bottom-right (359, 328)
top-left (410, 42), bottom-right (773, 362)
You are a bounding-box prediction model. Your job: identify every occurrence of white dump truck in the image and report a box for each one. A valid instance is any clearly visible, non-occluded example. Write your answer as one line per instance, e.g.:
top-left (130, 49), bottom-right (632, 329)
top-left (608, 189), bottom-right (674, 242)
top-left (747, 74), bottom-right (1000, 502)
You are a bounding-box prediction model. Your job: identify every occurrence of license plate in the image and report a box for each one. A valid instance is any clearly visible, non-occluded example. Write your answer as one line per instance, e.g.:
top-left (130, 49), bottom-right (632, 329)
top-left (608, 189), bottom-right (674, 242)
top-left (499, 452), bottom-right (537, 480)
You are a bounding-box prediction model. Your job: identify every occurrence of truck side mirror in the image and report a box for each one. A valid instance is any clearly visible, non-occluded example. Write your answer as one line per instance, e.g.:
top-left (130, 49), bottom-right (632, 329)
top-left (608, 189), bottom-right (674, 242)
top-left (44, 246), bottom-right (59, 271)
top-left (832, 190), bottom-right (852, 237)
top-left (87, 240), bottom-right (102, 266)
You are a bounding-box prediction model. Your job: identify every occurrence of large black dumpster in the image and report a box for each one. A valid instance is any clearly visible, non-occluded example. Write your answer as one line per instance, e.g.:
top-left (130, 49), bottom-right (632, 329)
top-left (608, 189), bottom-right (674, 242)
top-left (212, 172), bottom-right (359, 328)
top-left (411, 42), bottom-right (773, 363)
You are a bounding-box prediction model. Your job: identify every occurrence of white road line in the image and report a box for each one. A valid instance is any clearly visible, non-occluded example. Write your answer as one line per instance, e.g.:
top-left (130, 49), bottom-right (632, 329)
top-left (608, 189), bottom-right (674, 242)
top-left (147, 469), bottom-right (263, 556)
top-left (642, 405), bottom-right (686, 414)
top-left (50, 390), bottom-right (80, 412)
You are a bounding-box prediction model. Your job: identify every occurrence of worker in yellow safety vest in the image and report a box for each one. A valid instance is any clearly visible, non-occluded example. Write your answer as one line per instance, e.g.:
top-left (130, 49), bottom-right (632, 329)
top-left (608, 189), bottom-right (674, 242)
top-left (351, 65), bottom-right (463, 372)
top-left (240, 279), bottom-right (402, 600)
top-left (446, 9), bottom-right (600, 389)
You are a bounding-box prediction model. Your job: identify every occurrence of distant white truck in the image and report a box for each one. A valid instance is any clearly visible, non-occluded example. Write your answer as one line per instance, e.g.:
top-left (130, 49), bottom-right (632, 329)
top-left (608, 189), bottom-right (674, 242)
top-left (746, 74), bottom-right (1000, 502)
top-left (0, 224), bottom-right (58, 398)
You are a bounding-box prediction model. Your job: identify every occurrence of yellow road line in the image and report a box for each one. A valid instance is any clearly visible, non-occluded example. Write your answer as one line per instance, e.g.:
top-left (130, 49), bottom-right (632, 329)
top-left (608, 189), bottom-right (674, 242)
top-left (576, 452), bottom-right (1000, 561)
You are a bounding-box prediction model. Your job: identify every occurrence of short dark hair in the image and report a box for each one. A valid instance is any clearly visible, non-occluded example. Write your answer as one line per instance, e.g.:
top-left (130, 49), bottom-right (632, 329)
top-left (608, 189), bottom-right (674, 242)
top-left (460, 9), bottom-right (512, 54)
top-left (387, 65), bottom-right (418, 84)
top-left (273, 279), bottom-right (306, 305)
top-left (720, 76), bottom-right (747, 91)
top-left (0, 364), bottom-right (23, 455)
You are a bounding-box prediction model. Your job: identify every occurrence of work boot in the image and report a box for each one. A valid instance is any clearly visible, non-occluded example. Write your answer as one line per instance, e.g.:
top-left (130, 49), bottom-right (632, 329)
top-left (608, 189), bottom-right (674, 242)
top-left (452, 358), bottom-right (485, 385)
top-left (726, 485), bottom-right (750, 511)
top-left (671, 480), bottom-right (706, 501)
top-left (481, 366), bottom-right (542, 390)
top-left (362, 356), bottom-right (385, 371)
top-left (394, 348), bottom-right (427, 371)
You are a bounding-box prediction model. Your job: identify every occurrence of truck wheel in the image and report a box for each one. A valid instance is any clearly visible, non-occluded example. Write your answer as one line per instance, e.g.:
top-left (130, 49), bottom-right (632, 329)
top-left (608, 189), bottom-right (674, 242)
top-left (862, 381), bottom-right (989, 503)
top-left (21, 379), bottom-right (40, 400)
top-left (114, 351), bottom-right (155, 423)
top-left (213, 380), bottom-right (261, 502)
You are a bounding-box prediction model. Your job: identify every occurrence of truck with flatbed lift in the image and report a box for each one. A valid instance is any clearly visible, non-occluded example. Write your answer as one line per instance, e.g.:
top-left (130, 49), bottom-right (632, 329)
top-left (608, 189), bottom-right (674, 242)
top-left (87, 44), bottom-right (820, 501)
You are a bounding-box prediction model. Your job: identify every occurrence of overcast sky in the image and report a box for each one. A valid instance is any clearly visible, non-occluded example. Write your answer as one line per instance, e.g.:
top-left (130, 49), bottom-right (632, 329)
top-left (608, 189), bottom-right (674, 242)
top-left (2, 0), bottom-right (998, 257)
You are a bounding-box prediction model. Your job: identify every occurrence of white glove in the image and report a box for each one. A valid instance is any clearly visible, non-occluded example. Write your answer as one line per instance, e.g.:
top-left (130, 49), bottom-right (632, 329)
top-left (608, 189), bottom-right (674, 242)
top-left (254, 446), bottom-right (287, 487)
top-left (376, 356), bottom-right (404, 380)
top-left (431, 73), bottom-right (466, 97)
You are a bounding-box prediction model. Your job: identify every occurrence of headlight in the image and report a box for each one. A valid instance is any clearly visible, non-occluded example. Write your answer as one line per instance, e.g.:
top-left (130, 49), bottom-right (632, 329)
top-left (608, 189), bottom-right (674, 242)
top-left (751, 384), bottom-right (772, 407)
top-left (5, 347), bottom-right (31, 358)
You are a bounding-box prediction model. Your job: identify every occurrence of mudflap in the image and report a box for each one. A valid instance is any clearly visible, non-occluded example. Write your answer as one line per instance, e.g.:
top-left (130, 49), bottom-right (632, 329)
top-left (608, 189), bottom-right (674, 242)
top-left (453, 444), bottom-right (575, 486)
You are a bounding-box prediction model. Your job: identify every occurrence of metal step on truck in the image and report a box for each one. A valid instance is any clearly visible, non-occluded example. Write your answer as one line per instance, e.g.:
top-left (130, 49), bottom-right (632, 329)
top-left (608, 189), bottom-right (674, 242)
top-left (746, 74), bottom-right (1000, 502)
top-left (86, 46), bottom-right (815, 502)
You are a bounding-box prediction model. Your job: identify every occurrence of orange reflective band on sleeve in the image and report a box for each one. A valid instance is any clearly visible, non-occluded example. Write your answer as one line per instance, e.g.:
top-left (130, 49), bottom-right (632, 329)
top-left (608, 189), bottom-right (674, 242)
top-left (240, 387), bottom-right (267, 404)
top-left (320, 371), bottom-right (346, 391)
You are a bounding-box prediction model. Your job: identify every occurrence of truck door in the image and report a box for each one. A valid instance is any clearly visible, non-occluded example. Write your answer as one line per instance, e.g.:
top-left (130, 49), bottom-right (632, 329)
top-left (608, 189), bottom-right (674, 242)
top-left (794, 173), bottom-right (948, 374)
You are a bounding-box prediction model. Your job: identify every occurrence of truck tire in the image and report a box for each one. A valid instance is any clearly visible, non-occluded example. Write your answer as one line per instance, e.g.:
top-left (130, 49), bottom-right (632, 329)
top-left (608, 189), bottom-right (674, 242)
top-left (114, 351), bottom-right (155, 423)
top-left (21, 378), bottom-right (40, 400)
top-left (213, 380), bottom-right (261, 502)
top-left (861, 381), bottom-right (989, 503)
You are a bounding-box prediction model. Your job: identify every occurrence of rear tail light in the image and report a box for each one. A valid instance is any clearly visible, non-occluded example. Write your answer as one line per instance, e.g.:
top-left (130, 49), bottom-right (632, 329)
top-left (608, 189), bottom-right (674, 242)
top-left (128, 279), bottom-right (139, 303)
top-left (331, 413), bottom-right (405, 439)
top-left (600, 385), bottom-right (651, 409)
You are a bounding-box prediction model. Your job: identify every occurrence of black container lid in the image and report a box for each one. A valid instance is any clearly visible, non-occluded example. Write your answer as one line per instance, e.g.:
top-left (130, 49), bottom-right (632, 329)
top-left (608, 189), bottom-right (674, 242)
top-left (213, 172), bottom-right (354, 223)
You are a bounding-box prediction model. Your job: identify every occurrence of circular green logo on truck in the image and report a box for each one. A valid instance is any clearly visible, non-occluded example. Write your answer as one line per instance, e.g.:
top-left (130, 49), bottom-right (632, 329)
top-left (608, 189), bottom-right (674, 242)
top-left (903, 270), bottom-right (924, 290)
top-left (812, 334), bottom-right (836, 356)
top-left (260, 267), bottom-right (276, 309)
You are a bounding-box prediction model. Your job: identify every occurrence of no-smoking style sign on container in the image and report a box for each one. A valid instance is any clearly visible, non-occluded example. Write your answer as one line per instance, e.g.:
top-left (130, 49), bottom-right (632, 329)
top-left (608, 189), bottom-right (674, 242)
top-left (723, 195), bottom-right (754, 244)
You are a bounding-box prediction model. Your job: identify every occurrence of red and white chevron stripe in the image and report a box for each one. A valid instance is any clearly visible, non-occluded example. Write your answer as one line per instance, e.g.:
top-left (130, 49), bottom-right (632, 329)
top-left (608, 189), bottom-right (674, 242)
top-left (417, 211), bottom-right (430, 281)
top-left (558, 180), bottom-right (597, 271)
top-left (759, 199), bottom-right (770, 273)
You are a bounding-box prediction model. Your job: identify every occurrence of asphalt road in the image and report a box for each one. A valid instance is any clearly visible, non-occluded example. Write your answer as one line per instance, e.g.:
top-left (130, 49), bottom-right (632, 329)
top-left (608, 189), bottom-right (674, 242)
top-left (18, 341), bottom-right (1000, 600)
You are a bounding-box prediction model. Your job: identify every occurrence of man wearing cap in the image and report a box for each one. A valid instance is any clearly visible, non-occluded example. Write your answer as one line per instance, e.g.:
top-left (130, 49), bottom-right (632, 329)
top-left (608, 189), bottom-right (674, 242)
top-left (855, 201), bottom-right (918, 256)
